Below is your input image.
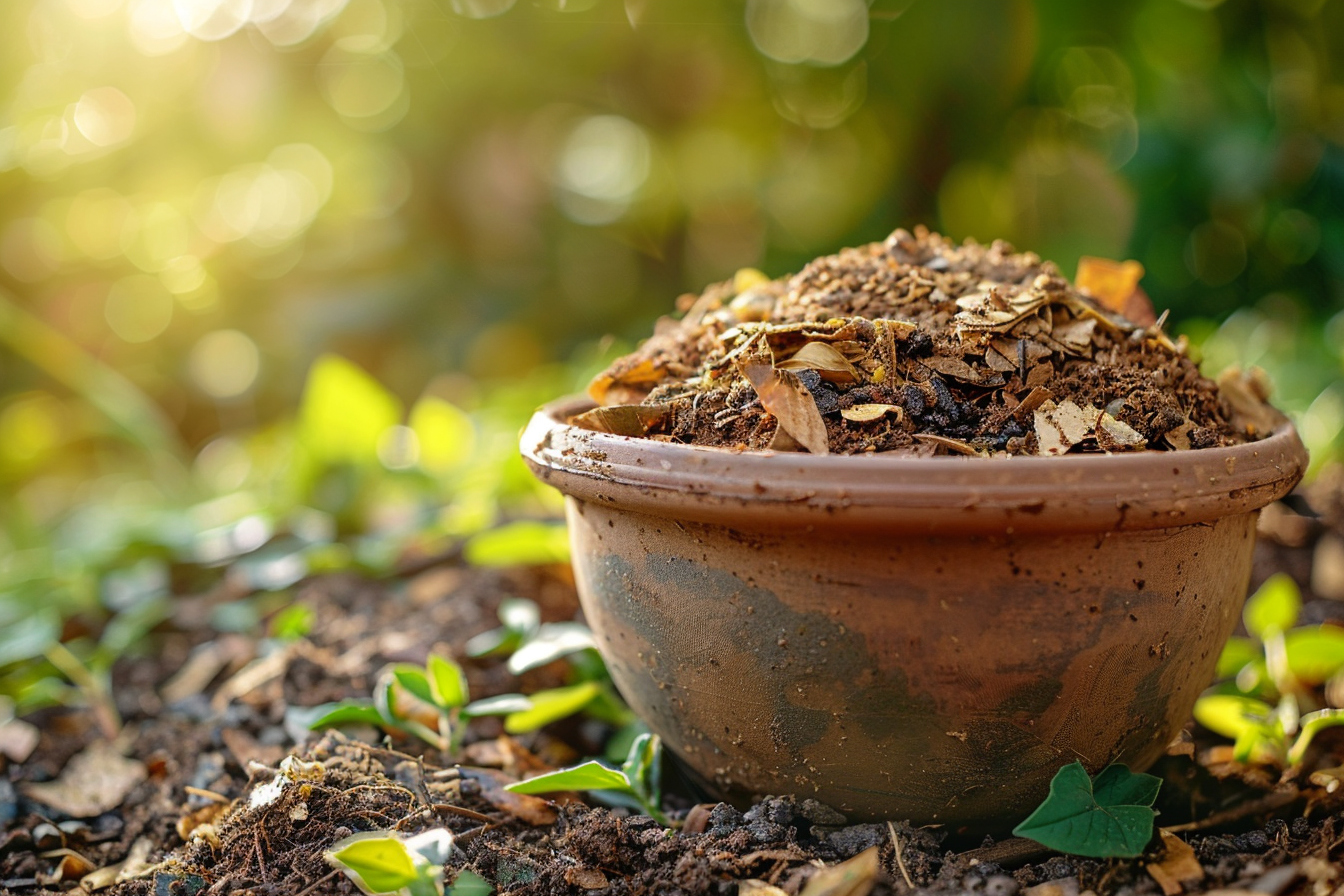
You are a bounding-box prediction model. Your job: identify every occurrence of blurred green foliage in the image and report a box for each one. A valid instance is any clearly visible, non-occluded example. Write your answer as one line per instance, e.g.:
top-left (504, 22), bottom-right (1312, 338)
top-left (0, 0), bottom-right (1342, 709)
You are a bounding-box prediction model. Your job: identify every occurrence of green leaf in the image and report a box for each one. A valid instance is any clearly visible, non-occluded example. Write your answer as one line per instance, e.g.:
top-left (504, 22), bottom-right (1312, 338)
top-left (392, 665), bottom-right (436, 706)
top-left (466, 598), bottom-right (542, 658)
top-left (1244, 573), bottom-right (1301, 640)
top-left (461, 694), bottom-right (532, 717)
top-left (503, 681), bottom-right (602, 733)
top-left (1284, 626), bottom-right (1344, 685)
top-left (1215, 636), bottom-right (1261, 680)
top-left (303, 700), bottom-right (388, 730)
top-left (463, 522), bottom-right (569, 568)
top-left (1012, 761), bottom-right (1160, 858)
top-left (270, 604), bottom-right (316, 641)
top-left (1289, 708), bottom-right (1344, 765)
top-left (0, 611), bottom-right (61, 667)
top-left (427, 655), bottom-right (468, 709)
top-left (621, 732), bottom-right (661, 805)
top-left (1192, 693), bottom-right (1276, 739)
top-left (449, 870), bottom-right (492, 896)
top-left (299, 355), bottom-right (402, 467)
top-left (506, 623), bottom-right (596, 675)
top-left (327, 833), bottom-right (420, 894)
top-left (504, 760), bottom-right (632, 795)
top-left (410, 396), bottom-right (476, 475)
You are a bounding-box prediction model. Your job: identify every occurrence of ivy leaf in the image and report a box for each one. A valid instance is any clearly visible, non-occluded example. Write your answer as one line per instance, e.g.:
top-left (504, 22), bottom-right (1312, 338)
top-left (1012, 761), bottom-right (1160, 858)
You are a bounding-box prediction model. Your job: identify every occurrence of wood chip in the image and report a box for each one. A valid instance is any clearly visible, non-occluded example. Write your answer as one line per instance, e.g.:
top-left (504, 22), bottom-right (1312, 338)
top-left (743, 362), bottom-right (829, 455)
top-left (566, 867), bottom-right (610, 889)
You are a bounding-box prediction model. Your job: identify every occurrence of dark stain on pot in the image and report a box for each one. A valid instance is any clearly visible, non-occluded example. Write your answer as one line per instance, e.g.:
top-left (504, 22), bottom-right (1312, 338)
top-left (587, 550), bottom-right (941, 769)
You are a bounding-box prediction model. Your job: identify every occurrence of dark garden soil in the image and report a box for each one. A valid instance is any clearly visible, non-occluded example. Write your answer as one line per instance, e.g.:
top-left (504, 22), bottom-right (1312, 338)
top-left (4, 466), bottom-right (1344, 896)
top-left (578, 228), bottom-right (1280, 457)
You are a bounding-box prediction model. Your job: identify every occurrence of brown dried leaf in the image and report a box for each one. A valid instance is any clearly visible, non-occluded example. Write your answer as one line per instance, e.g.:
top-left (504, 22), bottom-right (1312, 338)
top-left (1075, 257), bottom-right (1145, 315)
top-left (1050, 317), bottom-right (1097, 353)
top-left (914, 434), bottom-right (983, 456)
top-left (1145, 830), bottom-right (1204, 895)
top-left (1034, 400), bottom-right (1098, 456)
top-left (799, 846), bottom-right (880, 896)
top-left (37, 849), bottom-right (97, 885)
top-left (739, 882), bottom-right (790, 896)
top-left (923, 355), bottom-right (1003, 386)
top-left (587, 358), bottom-right (666, 405)
top-left (22, 742), bottom-right (147, 818)
top-left (1097, 413), bottom-right (1147, 452)
top-left (569, 404), bottom-right (671, 437)
top-left (841, 404), bottom-right (903, 423)
top-left (1218, 367), bottom-right (1287, 438)
top-left (744, 362), bottom-right (830, 455)
top-left (1164, 421), bottom-right (1194, 451)
top-left (777, 342), bottom-right (861, 385)
top-left (463, 768), bottom-right (559, 826)
top-left (566, 867), bottom-right (610, 890)
top-left (1026, 362), bottom-right (1054, 388)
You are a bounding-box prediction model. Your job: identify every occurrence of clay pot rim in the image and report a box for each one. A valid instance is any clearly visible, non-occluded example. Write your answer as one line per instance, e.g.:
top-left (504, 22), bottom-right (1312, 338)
top-left (522, 396), bottom-right (1309, 535)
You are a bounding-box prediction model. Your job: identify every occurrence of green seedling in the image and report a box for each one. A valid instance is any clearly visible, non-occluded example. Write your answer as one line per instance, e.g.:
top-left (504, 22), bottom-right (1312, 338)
top-left (505, 731), bottom-right (668, 826)
top-left (305, 654), bottom-right (529, 754)
top-left (1195, 574), bottom-right (1344, 766)
top-left (1013, 761), bottom-right (1161, 858)
top-left (326, 827), bottom-right (491, 896)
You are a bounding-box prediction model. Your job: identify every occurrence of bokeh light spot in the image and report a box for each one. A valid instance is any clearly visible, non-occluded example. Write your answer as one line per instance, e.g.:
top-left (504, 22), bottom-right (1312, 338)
top-left (0, 393), bottom-right (66, 465)
top-left (189, 329), bottom-right (261, 398)
top-left (66, 0), bottom-right (124, 18)
top-left (105, 274), bottom-right (174, 342)
top-left (376, 424), bottom-right (419, 470)
top-left (746, 0), bottom-right (869, 67)
top-left (73, 88), bottom-right (137, 147)
top-left (554, 115), bottom-right (650, 224)
top-left (449, 0), bottom-right (515, 19)
top-left (67, 188), bottom-right (135, 260)
top-left (318, 46), bottom-right (405, 121)
top-left (173, 0), bottom-right (253, 40)
top-left (128, 0), bottom-right (190, 55)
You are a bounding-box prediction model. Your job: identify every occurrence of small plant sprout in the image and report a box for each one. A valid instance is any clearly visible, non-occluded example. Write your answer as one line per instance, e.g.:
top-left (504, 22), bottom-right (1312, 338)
top-left (326, 828), bottom-right (490, 896)
top-left (505, 731), bottom-right (668, 826)
top-left (304, 654), bottom-right (529, 754)
top-left (1195, 574), bottom-right (1344, 766)
top-left (1013, 761), bottom-right (1161, 858)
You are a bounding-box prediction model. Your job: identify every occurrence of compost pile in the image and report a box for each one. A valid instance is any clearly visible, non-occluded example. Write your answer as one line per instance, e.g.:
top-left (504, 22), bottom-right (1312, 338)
top-left (580, 227), bottom-right (1280, 456)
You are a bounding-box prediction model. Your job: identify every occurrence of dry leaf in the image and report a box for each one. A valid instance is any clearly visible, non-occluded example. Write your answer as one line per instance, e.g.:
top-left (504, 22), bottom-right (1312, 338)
top-left (1146, 830), bottom-right (1205, 895)
top-left (81, 836), bottom-right (155, 891)
top-left (37, 849), bottom-right (97, 885)
top-left (1218, 367), bottom-right (1286, 438)
top-left (739, 882), bottom-right (790, 896)
top-left (924, 355), bottom-right (1003, 386)
top-left (0, 717), bottom-right (39, 763)
top-left (566, 867), bottom-right (610, 889)
top-left (1075, 257), bottom-right (1143, 311)
top-left (23, 742), bottom-right (147, 818)
top-left (1164, 421), bottom-right (1194, 451)
top-left (799, 846), bottom-right (880, 896)
top-left (1033, 400), bottom-right (1098, 456)
top-left (569, 404), bottom-right (671, 437)
top-left (1097, 413), bottom-right (1147, 452)
top-left (743, 362), bottom-right (830, 455)
top-left (461, 769), bottom-right (558, 826)
top-left (841, 404), bottom-right (903, 423)
top-left (587, 358), bottom-right (666, 405)
top-left (914, 434), bottom-right (983, 456)
top-left (777, 342), bottom-right (861, 385)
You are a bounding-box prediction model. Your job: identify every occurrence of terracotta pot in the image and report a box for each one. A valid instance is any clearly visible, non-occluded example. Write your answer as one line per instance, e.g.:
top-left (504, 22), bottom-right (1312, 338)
top-left (521, 397), bottom-right (1308, 829)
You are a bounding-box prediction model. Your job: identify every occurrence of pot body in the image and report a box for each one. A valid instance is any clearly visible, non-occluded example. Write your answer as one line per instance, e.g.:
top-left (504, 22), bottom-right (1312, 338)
top-left (522, 399), bottom-right (1308, 828)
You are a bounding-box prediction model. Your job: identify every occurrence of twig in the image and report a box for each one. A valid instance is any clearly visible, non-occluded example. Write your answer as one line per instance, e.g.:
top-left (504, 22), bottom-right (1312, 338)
top-left (1162, 789), bottom-right (1299, 833)
top-left (294, 869), bottom-right (341, 896)
top-left (887, 821), bottom-right (914, 889)
top-left (952, 837), bottom-right (1053, 868)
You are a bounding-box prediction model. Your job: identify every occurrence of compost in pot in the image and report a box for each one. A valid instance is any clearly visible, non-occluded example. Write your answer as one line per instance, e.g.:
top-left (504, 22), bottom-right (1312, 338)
top-left (521, 226), bottom-right (1308, 830)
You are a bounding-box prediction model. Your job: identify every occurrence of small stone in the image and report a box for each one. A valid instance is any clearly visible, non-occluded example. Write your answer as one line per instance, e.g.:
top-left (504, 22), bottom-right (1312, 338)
top-left (985, 874), bottom-right (1020, 896)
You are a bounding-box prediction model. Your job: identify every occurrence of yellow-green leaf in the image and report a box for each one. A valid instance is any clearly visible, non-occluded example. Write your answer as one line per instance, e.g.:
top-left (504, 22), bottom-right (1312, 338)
top-left (410, 396), bottom-right (475, 474)
top-left (1243, 573), bottom-right (1301, 640)
top-left (299, 355), bottom-right (401, 466)
top-left (327, 833), bottom-right (419, 894)
top-left (504, 681), bottom-right (602, 733)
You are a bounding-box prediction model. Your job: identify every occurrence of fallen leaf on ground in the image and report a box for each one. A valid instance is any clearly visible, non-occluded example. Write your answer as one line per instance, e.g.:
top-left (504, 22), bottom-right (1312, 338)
top-left (799, 845), bottom-right (879, 896)
top-left (569, 404), bottom-right (671, 437)
top-left (1034, 400), bottom-right (1098, 456)
top-left (1146, 830), bottom-right (1204, 895)
top-left (840, 404), bottom-right (902, 423)
top-left (461, 768), bottom-right (558, 826)
top-left (566, 867), bottom-right (610, 889)
top-left (23, 741), bottom-right (147, 818)
top-left (739, 882), bottom-right (790, 895)
top-left (0, 717), bottom-right (39, 763)
top-left (777, 342), bottom-right (861, 385)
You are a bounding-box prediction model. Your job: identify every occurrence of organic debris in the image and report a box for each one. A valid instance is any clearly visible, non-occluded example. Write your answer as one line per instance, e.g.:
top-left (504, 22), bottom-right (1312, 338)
top-left (581, 227), bottom-right (1274, 455)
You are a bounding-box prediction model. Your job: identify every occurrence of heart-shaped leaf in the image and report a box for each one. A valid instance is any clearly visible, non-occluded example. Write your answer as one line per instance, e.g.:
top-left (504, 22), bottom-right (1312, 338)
top-left (1012, 761), bottom-right (1160, 858)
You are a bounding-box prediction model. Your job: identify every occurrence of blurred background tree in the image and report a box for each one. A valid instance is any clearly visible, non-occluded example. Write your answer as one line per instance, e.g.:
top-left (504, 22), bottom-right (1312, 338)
top-left (0, 0), bottom-right (1342, 650)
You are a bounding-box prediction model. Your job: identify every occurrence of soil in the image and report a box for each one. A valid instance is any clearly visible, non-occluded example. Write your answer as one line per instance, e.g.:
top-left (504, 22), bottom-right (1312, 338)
top-left (579, 227), bottom-right (1280, 456)
top-left (4, 469), bottom-right (1344, 896)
